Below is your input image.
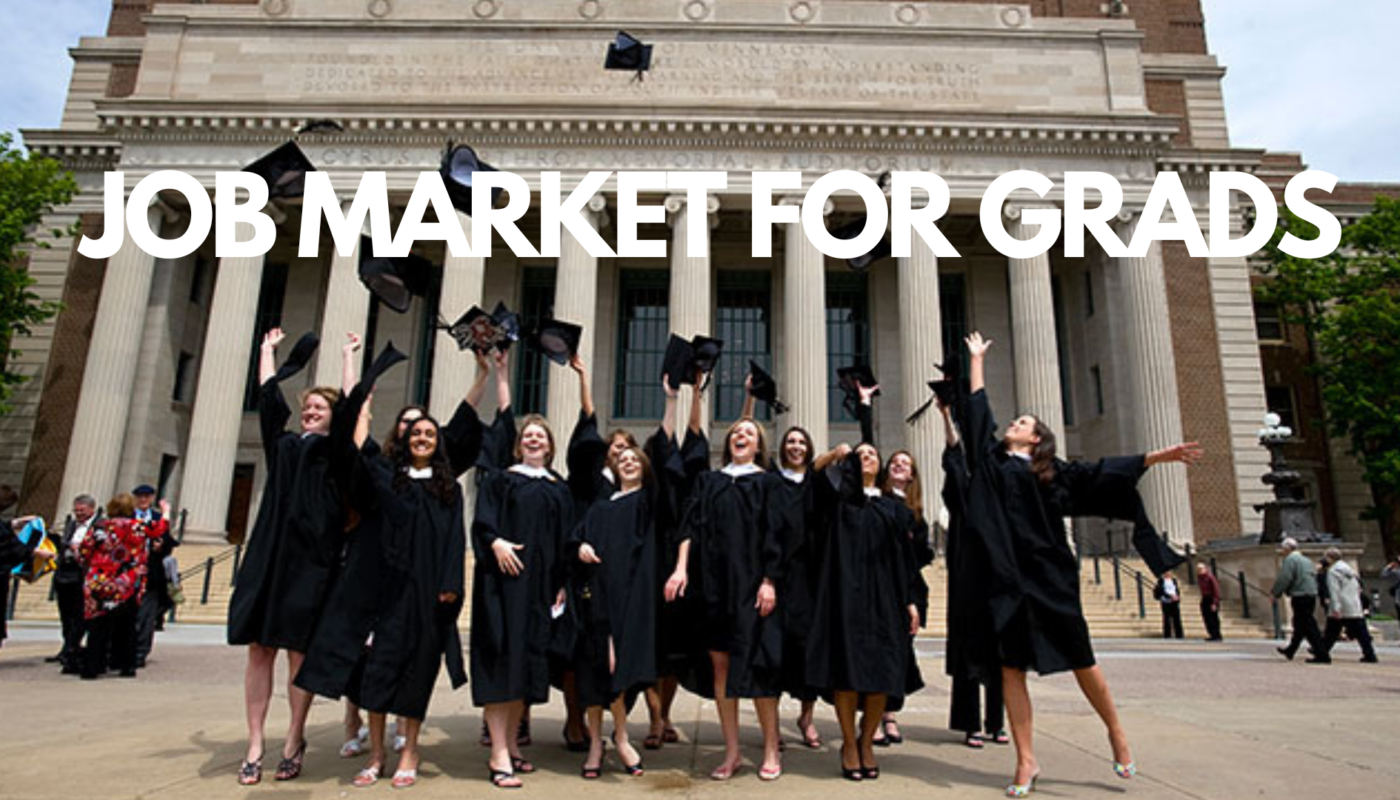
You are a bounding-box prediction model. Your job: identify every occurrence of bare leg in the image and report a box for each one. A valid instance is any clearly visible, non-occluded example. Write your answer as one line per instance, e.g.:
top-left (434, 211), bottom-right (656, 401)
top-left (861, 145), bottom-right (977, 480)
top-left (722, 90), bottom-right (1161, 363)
top-left (859, 695), bottom-right (887, 772)
top-left (484, 702), bottom-right (517, 776)
top-left (284, 650), bottom-right (313, 758)
top-left (834, 691), bottom-right (860, 773)
top-left (562, 671), bottom-right (586, 744)
top-left (343, 701), bottom-right (364, 743)
top-left (797, 699), bottom-right (820, 745)
top-left (364, 712), bottom-right (388, 776)
top-left (755, 697), bottom-right (781, 774)
top-left (395, 717), bottom-right (422, 775)
top-left (243, 644), bottom-right (277, 764)
top-left (1001, 667), bottom-right (1038, 785)
top-left (1072, 666), bottom-right (1133, 766)
top-left (583, 705), bottom-right (605, 773)
top-left (710, 651), bottom-right (742, 777)
top-left (611, 696), bottom-right (642, 770)
top-left (506, 701), bottom-right (528, 762)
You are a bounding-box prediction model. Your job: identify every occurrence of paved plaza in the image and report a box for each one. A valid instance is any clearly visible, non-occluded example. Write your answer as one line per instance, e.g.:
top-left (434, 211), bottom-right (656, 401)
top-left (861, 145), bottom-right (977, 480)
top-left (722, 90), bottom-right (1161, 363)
top-left (2, 623), bottom-right (1396, 799)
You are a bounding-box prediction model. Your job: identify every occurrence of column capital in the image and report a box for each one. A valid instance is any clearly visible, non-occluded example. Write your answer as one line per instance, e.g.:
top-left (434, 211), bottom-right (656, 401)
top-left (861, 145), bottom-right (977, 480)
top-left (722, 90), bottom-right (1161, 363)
top-left (779, 195), bottom-right (835, 217)
top-left (664, 193), bottom-right (722, 228)
top-left (585, 194), bottom-right (610, 229)
top-left (1002, 201), bottom-right (1059, 223)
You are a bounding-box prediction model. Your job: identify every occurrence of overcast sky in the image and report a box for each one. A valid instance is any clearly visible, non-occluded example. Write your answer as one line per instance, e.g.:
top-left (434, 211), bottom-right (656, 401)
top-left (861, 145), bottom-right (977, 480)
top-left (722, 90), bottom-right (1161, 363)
top-left (1, 0), bottom-right (1395, 183)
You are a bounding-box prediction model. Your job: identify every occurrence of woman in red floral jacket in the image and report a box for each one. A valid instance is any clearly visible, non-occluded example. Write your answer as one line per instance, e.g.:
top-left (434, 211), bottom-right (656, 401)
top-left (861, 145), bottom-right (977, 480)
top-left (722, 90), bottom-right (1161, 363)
top-left (79, 492), bottom-right (169, 679)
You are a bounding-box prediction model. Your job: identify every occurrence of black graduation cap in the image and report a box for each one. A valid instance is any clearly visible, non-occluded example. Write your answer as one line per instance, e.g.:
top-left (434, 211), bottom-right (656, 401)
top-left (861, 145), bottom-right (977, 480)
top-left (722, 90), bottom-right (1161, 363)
top-left (439, 143), bottom-right (503, 218)
top-left (363, 340), bottom-right (409, 388)
top-left (442, 302), bottom-right (522, 354)
top-left (836, 363), bottom-right (881, 415)
top-left (747, 360), bottom-right (788, 415)
top-left (906, 359), bottom-right (963, 425)
top-left (243, 141), bottom-right (315, 200)
top-left (530, 319), bottom-right (584, 366)
top-left (357, 237), bottom-right (435, 314)
top-left (662, 334), bottom-right (724, 390)
top-left (605, 31), bottom-right (653, 80)
top-left (271, 331), bottom-right (320, 383)
top-left (831, 217), bottom-right (893, 272)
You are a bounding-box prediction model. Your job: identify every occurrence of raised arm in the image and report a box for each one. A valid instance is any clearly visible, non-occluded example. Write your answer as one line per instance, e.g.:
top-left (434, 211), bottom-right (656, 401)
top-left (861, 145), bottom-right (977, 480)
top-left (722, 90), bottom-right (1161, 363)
top-left (573, 354), bottom-right (594, 419)
top-left (1144, 442), bottom-right (1205, 468)
top-left (340, 332), bottom-right (362, 395)
top-left (687, 369), bottom-right (705, 434)
top-left (857, 381), bottom-right (879, 446)
top-left (813, 442), bottom-right (852, 473)
top-left (494, 348), bottom-right (512, 414)
top-left (354, 392), bottom-right (374, 449)
top-left (661, 376), bottom-right (680, 439)
top-left (741, 373), bottom-right (757, 421)
top-left (940, 402), bottom-right (959, 448)
top-left (466, 351), bottom-right (491, 408)
top-left (966, 331), bottom-right (991, 394)
top-left (258, 327), bottom-right (285, 386)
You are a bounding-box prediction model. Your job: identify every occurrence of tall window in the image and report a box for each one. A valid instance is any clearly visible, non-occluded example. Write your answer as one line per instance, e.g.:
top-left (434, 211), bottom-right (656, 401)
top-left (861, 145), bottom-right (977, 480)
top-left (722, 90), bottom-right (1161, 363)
top-left (614, 269), bottom-right (670, 419)
top-left (1053, 276), bottom-right (1075, 427)
top-left (514, 267), bottom-right (557, 415)
top-left (826, 272), bottom-right (871, 422)
top-left (242, 261), bottom-right (290, 411)
top-left (1254, 299), bottom-right (1285, 343)
top-left (715, 271), bottom-right (773, 421)
top-left (940, 273), bottom-right (969, 379)
top-left (1266, 385), bottom-right (1299, 433)
top-left (411, 263), bottom-right (445, 407)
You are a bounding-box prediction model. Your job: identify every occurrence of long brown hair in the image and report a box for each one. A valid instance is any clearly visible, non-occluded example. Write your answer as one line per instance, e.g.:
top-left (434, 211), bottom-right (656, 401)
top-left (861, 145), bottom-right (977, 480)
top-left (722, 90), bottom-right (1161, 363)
top-left (606, 429), bottom-right (639, 472)
top-left (777, 426), bottom-right (815, 471)
top-left (720, 417), bottom-right (770, 470)
top-left (382, 404), bottom-right (429, 460)
top-left (615, 445), bottom-right (654, 489)
top-left (1003, 416), bottom-right (1058, 484)
top-left (882, 449), bottom-right (925, 522)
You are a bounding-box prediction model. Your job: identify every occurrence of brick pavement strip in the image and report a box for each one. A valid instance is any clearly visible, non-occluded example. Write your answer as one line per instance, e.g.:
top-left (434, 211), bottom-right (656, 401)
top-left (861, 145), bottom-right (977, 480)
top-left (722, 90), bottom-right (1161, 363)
top-left (0, 628), bottom-right (1396, 799)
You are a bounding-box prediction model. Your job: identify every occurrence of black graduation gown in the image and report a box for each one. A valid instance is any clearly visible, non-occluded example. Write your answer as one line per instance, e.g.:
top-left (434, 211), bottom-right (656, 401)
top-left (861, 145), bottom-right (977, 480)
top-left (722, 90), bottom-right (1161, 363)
top-left (805, 452), bottom-right (921, 697)
top-left (965, 388), bottom-right (1173, 676)
top-left (344, 460), bottom-right (468, 720)
top-left (227, 380), bottom-right (363, 652)
top-left (296, 402), bottom-right (483, 703)
top-left (942, 442), bottom-right (1000, 685)
top-left (676, 449), bottom-right (785, 699)
top-left (0, 521), bottom-right (36, 645)
top-left (770, 471), bottom-right (822, 701)
top-left (469, 465), bottom-right (574, 706)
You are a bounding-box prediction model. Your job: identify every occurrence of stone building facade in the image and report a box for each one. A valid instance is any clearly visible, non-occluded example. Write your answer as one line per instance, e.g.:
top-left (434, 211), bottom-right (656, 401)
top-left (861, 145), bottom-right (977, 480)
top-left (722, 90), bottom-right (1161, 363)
top-left (3, 0), bottom-right (1384, 562)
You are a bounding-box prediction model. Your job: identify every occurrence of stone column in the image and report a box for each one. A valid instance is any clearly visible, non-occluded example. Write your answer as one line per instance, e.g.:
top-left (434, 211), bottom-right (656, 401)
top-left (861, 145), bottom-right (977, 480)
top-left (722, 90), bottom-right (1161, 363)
top-left (1115, 211), bottom-right (1194, 547)
top-left (1004, 203), bottom-right (1066, 444)
top-left (59, 203), bottom-right (170, 510)
top-left (180, 230), bottom-right (267, 542)
top-left (781, 196), bottom-right (833, 453)
top-left (897, 232), bottom-right (944, 524)
top-left (430, 213), bottom-right (487, 417)
top-left (666, 193), bottom-right (720, 435)
top-left (545, 195), bottom-right (607, 472)
top-left (314, 205), bottom-right (369, 388)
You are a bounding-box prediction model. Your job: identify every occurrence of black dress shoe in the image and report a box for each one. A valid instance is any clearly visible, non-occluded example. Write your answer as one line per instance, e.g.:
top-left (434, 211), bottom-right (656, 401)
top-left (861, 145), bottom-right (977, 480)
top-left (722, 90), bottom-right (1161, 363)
top-left (1360, 656), bottom-right (1379, 663)
top-left (1304, 656), bottom-right (1331, 664)
top-left (1276, 647), bottom-right (1295, 661)
top-left (118, 669), bottom-right (138, 678)
top-left (45, 654), bottom-right (63, 663)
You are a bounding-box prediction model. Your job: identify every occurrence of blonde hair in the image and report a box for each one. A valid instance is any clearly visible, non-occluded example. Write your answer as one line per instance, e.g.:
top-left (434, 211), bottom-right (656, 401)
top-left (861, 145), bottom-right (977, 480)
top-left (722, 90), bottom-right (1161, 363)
top-left (299, 386), bottom-right (340, 412)
top-left (720, 417), bottom-right (770, 470)
top-left (514, 414), bottom-right (557, 467)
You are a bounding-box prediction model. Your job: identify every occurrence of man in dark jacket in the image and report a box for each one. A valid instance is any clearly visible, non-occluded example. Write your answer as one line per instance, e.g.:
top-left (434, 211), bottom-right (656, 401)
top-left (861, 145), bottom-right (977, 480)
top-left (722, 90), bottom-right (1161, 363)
top-left (48, 495), bottom-right (100, 671)
top-left (132, 485), bottom-right (176, 668)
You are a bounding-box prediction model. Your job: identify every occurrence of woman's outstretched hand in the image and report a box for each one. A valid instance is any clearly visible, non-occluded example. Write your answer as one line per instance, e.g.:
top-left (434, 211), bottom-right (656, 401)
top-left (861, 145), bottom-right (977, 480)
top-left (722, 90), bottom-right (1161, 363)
top-left (965, 331), bottom-right (992, 358)
top-left (1146, 442), bottom-right (1204, 467)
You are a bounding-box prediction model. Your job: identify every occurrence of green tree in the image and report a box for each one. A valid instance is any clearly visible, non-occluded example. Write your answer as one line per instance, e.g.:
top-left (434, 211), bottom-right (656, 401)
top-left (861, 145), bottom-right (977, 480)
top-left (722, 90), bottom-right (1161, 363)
top-left (1258, 196), bottom-right (1400, 555)
top-left (0, 131), bottom-right (77, 414)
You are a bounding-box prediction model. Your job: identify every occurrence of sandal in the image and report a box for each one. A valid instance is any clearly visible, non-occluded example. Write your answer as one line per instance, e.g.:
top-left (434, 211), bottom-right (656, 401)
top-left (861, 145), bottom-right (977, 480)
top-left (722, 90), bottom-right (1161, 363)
top-left (709, 762), bottom-right (741, 781)
top-left (391, 768), bottom-right (417, 789)
top-left (353, 765), bottom-right (382, 788)
top-left (563, 725), bottom-right (589, 753)
top-left (489, 769), bottom-right (522, 789)
top-left (883, 718), bottom-right (904, 745)
top-left (642, 734), bottom-right (663, 750)
top-left (238, 753), bottom-right (263, 786)
top-left (510, 757), bottom-right (536, 774)
top-left (274, 740), bottom-right (307, 781)
top-left (965, 732), bottom-right (986, 749)
top-left (993, 730), bottom-right (1011, 745)
top-left (842, 767), bottom-right (864, 782)
top-left (341, 726), bottom-right (370, 758)
top-left (581, 763), bottom-right (602, 780)
top-left (800, 725), bottom-right (822, 749)
top-left (661, 725), bottom-right (679, 744)
top-left (758, 765), bottom-right (782, 782)
top-left (479, 721), bottom-right (491, 747)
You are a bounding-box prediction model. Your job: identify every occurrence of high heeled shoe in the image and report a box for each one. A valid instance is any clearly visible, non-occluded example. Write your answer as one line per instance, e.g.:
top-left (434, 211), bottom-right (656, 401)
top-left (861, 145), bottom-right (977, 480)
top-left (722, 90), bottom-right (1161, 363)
top-left (1005, 771), bottom-right (1039, 797)
top-left (238, 752), bottom-right (263, 786)
top-left (1114, 761), bottom-right (1137, 779)
top-left (274, 740), bottom-right (307, 781)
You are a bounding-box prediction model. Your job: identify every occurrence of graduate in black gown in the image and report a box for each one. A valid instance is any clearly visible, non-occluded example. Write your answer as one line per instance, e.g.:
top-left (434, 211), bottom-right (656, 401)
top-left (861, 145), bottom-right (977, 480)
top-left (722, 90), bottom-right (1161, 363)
top-left (960, 332), bottom-right (1202, 795)
top-left (937, 398), bottom-right (1007, 749)
top-left (806, 385), bottom-right (921, 782)
top-left (876, 445), bottom-right (934, 746)
top-left (561, 354), bottom-right (637, 752)
top-left (470, 358), bottom-right (574, 788)
top-left (340, 409), bottom-right (468, 789)
top-left (296, 348), bottom-right (490, 769)
top-left (670, 413), bottom-right (785, 781)
top-left (227, 329), bottom-right (370, 786)
top-left (569, 376), bottom-right (682, 779)
top-left (736, 377), bottom-right (842, 752)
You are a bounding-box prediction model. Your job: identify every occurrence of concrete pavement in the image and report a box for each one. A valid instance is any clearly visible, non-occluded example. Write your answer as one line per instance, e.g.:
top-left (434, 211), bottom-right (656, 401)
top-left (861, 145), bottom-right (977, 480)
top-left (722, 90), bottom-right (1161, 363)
top-left (1, 623), bottom-right (1396, 799)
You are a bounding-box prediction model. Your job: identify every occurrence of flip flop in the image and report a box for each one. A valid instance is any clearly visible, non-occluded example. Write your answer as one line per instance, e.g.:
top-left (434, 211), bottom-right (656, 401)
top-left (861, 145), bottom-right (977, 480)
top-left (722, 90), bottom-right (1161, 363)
top-left (353, 765), bottom-right (382, 787)
top-left (391, 768), bottom-right (417, 789)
